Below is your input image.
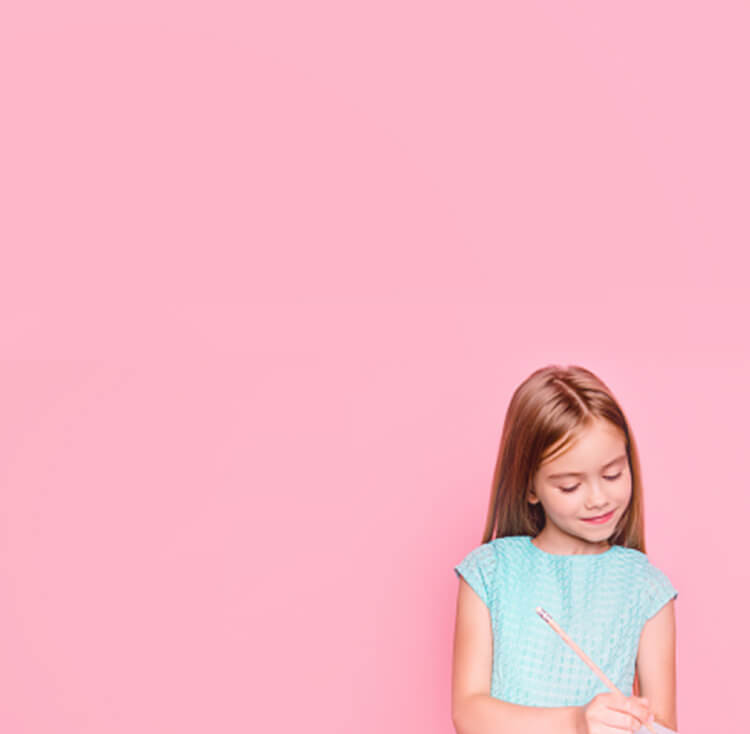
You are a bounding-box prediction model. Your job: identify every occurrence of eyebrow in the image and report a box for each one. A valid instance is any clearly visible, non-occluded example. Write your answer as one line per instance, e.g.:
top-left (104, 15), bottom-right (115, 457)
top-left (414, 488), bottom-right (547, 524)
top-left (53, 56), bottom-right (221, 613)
top-left (546, 454), bottom-right (627, 479)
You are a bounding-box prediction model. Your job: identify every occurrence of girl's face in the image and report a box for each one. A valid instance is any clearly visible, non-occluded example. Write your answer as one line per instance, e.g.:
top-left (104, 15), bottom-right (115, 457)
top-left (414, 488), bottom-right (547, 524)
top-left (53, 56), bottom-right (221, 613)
top-left (528, 418), bottom-right (632, 554)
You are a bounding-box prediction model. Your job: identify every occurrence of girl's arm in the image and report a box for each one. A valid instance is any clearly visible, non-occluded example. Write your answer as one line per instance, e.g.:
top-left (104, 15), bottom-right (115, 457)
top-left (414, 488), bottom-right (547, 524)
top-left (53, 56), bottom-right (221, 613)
top-left (635, 599), bottom-right (677, 730)
top-left (451, 578), bottom-right (580, 734)
top-left (453, 694), bottom-right (580, 734)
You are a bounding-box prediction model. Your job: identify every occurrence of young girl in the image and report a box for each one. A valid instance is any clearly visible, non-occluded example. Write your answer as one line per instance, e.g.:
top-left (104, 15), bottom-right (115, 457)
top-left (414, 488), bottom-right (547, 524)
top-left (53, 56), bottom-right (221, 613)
top-left (451, 365), bottom-right (678, 734)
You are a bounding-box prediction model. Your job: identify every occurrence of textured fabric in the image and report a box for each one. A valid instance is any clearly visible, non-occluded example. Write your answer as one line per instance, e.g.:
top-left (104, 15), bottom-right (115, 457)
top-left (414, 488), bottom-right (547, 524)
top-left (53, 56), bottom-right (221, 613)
top-left (454, 535), bottom-right (678, 707)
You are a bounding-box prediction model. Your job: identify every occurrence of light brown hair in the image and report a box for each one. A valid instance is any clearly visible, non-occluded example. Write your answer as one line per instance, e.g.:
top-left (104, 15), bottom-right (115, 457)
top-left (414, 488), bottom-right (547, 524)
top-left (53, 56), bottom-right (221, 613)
top-left (480, 364), bottom-right (646, 552)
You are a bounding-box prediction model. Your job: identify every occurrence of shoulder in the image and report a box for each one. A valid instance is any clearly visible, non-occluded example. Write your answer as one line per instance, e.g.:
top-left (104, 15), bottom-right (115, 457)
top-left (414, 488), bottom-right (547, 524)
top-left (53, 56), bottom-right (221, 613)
top-left (455, 535), bottom-right (527, 564)
top-left (610, 544), bottom-right (651, 577)
top-left (641, 557), bottom-right (678, 618)
top-left (454, 539), bottom-right (500, 578)
top-left (610, 544), bottom-right (658, 573)
top-left (614, 547), bottom-right (679, 622)
top-left (455, 535), bottom-right (531, 571)
top-left (453, 536), bottom-right (527, 606)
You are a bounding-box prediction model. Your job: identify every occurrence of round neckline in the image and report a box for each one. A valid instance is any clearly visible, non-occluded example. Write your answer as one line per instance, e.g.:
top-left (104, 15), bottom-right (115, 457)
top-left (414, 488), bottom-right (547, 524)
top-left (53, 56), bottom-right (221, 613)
top-left (525, 534), bottom-right (617, 559)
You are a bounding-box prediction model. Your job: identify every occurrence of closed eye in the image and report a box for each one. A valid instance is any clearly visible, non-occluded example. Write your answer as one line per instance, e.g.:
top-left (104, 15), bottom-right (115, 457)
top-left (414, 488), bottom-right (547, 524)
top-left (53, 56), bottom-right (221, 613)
top-left (559, 471), bottom-right (623, 493)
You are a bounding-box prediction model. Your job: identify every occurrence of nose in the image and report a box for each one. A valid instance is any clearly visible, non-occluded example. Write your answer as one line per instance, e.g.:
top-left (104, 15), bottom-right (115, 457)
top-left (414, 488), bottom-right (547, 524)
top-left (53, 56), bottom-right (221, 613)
top-left (583, 480), bottom-right (609, 510)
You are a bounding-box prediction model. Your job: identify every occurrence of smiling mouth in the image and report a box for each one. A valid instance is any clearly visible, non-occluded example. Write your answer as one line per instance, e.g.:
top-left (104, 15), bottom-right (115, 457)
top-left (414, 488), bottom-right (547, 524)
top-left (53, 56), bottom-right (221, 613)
top-left (581, 509), bottom-right (615, 521)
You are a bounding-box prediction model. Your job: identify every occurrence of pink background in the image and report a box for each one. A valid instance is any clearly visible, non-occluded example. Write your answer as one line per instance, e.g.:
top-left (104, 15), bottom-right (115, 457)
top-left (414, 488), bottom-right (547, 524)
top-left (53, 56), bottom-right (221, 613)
top-left (1, 2), bottom-right (747, 732)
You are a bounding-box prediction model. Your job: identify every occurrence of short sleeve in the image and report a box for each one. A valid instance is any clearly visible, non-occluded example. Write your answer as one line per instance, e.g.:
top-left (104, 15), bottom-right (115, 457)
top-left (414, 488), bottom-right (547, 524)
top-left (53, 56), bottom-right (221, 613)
top-left (642, 562), bottom-right (678, 621)
top-left (453, 542), bottom-right (497, 608)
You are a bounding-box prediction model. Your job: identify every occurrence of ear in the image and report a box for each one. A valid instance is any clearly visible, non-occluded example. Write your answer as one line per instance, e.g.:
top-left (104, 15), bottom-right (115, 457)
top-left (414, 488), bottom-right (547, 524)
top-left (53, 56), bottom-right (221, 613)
top-left (527, 489), bottom-right (540, 505)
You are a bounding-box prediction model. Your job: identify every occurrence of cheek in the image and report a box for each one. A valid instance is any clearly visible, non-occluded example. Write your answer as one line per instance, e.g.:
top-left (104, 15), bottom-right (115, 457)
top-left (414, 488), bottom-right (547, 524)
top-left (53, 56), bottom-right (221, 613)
top-left (614, 478), bottom-right (633, 502)
top-left (553, 493), bottom-right (582, 514)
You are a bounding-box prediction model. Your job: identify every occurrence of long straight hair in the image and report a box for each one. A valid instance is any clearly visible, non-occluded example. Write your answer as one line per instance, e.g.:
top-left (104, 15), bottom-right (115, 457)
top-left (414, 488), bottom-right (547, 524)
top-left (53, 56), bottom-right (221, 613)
top-left (480, 365), bottom-right (646, 552)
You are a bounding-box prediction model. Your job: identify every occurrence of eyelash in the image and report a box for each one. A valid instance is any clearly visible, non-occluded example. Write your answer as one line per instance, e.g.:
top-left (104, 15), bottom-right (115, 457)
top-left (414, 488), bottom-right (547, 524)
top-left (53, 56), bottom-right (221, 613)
top-left (559, 471), bottom-right (623, 493)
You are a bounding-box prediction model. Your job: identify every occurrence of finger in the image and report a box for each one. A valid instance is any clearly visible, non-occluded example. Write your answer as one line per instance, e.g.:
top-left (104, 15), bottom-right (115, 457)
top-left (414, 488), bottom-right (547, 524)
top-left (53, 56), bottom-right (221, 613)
top-left (632, 701), bottom-right (654, 724)
top-left (598, 710), bottom-right (643, 731)
top-left (628, 701), bottom-right (653, 727)
top-left (609, 695), bottom-right (650, 722)
top-left (605, 696), bottom-right (640, 716)
top-left (607, 700), bottom-right (652, 729)
top-left (629, 708), bottom-right (652, 725)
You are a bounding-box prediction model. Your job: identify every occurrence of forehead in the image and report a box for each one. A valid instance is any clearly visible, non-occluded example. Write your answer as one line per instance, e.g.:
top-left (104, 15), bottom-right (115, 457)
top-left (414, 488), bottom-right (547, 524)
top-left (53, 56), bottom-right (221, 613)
top-left (540, 420), bottom-right (626, 473)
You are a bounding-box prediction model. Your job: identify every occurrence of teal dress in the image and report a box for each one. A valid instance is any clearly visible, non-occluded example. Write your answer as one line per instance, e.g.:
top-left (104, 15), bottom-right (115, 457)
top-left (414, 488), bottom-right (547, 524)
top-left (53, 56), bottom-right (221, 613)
top-left (454, 535), bottom-right (678, 707)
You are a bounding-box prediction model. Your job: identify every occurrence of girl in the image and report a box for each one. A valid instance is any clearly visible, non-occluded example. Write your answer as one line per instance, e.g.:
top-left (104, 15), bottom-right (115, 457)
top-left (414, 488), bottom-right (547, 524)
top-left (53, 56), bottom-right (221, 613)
top-left (451, 365), bottom-right (678, 734)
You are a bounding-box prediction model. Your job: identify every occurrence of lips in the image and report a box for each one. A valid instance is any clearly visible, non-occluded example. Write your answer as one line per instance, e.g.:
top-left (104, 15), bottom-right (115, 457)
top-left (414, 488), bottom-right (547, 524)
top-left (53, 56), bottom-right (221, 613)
top-left (581, 509), bottom-right (615, 523)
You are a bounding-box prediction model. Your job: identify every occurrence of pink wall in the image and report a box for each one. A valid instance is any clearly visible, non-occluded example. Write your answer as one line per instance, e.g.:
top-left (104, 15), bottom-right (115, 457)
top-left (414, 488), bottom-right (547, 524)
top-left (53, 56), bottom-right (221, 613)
top-left (1, 2), bottom-right (747, 732)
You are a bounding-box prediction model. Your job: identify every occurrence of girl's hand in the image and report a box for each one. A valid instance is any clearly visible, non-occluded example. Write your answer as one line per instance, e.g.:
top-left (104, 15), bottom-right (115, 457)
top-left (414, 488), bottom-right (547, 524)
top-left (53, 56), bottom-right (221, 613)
top-left (576, 693), bottom-right (655, 734)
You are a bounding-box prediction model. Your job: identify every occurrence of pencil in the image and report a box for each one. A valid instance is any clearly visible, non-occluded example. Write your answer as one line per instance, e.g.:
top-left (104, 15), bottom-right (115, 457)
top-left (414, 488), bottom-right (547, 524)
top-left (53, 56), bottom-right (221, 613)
top-left (535, 606), bottom-right (656, 734)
